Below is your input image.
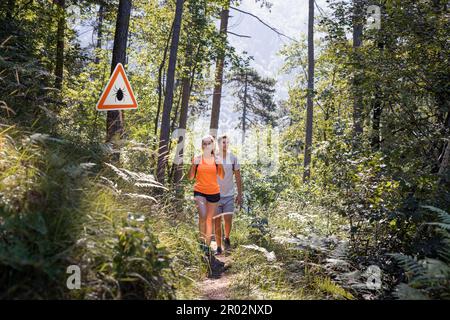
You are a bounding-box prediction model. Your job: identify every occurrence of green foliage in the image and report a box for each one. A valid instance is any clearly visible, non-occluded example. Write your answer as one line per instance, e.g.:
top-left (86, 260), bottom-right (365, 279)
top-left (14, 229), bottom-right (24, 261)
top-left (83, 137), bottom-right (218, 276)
top-left (391, 206), bottom-right (450, 300)
top-left (0, 128), bottom-right (91, 298)
top-left (111, 221), bottom-right (172, 299)
top-left (227, 209), bottom-right (353, 300)
top-left (1, 0), bottom-right (449, 300)
top-left (276, 0), bottom-right (450, 299)
top-left (0, 127), bottom-right (175, 299)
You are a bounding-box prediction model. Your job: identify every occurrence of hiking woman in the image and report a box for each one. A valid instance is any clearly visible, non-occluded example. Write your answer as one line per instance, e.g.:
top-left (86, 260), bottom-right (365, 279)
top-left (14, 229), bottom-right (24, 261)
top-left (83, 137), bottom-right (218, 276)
top-left (189, 135), bottom-right (224, 254)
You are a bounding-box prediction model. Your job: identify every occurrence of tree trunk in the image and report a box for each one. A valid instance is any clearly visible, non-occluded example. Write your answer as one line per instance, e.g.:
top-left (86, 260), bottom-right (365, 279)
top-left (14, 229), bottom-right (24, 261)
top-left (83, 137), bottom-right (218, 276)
top-left (95, 1), bottom-right (105, 64)
top-left (106, 0), bottom-right (132, 149)
top-left (54, 0), bottom-right (65, 90)
top-left (438, 139), bottom-right (449, 178)
top-left (303, 0), bottom-right (314, 182)
top-left (438, 112), bottom-right (450, 184)
top-left (242, 72), bottom-right (248, 144)
top-left (371, 31), bottom-right (385, 151)
top-left (371, 91), bottom-right (382, 151)
top-left (156, 0), bottom-right (184, 183)
top-left (352, 0), bottom-right (364, 138)
top-left (154, 21), bottom-right (174, 136)
top-left (7, 0), bottom-right (15, 20)
top-left (173, 41), bottom-right (201, 188)
top-left (167, 83), bottom-right (183, 175)
top-left (209, 2), bottom-right (230, 137)
top-left (173, 77), bottom-right (191, 185)
top-left (170, 85), bottom-right (182, 137)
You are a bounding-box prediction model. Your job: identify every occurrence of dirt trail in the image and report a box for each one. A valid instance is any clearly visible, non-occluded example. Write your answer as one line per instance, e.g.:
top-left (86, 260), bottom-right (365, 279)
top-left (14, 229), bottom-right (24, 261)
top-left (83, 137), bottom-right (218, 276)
top-left (199, 241), bottom-right (233, 300)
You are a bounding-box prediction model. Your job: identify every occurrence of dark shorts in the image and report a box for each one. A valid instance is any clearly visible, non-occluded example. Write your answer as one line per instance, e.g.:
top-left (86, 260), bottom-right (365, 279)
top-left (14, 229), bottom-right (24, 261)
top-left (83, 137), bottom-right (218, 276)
top-left (194, 191), bottom-right (220, 203)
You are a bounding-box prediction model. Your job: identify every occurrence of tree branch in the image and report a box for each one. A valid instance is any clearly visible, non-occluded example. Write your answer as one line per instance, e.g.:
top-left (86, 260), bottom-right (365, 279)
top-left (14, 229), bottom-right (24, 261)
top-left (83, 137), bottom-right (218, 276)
top-left (230, 6), bottom-right (296, 42)
top-left (227, 31), bottom-right (251, 38)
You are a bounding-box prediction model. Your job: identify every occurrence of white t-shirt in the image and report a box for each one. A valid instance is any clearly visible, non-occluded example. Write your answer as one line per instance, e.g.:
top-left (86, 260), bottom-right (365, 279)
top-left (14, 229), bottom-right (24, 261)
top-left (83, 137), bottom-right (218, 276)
top-left (217, 152), bottom-right (240, 197)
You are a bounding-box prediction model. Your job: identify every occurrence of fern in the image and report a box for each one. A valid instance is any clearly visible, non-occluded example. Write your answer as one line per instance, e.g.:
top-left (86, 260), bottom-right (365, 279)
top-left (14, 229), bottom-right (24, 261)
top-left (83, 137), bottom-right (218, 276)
top-left (104, 162), bottom-right (167, 190)
top-left (422, 205), bottom-right (450, 231)
top-left (314, 276), bottom-right (355, 300)
top-left (123, 193), bottom-right (157, 202)
top-left (325, 241), bottom-right (352, 272)
top-left (390, 254), bottom-right (426, 278)
top-left (391, 206), bottom-right (450, 300)
top-left (394, 283), bottom-right (430, 300)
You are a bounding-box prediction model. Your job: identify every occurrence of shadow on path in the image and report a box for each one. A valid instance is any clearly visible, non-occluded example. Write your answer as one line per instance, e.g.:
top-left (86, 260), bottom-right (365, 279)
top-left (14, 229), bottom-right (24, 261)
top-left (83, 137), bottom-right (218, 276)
top-left (200, 241), bottom-right (233, 300)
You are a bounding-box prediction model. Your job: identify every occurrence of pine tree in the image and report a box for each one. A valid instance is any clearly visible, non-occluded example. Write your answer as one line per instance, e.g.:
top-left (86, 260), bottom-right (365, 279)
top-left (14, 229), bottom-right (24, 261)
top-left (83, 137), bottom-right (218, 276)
top-left (228, 66), bottom-right (277, 143)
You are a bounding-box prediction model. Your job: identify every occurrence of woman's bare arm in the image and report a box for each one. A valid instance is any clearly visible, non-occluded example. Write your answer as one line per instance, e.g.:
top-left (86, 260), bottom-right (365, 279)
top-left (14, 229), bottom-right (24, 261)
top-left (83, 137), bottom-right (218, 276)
top-left (188, 163), bottom-right (196, 180)
top-left (188, 156), bottom-right (200, 180)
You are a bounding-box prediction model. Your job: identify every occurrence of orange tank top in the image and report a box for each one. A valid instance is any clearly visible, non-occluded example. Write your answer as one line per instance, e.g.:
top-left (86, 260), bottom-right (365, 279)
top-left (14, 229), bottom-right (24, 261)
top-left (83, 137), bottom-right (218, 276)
top-left (194, 156), bottom-right (220, 195)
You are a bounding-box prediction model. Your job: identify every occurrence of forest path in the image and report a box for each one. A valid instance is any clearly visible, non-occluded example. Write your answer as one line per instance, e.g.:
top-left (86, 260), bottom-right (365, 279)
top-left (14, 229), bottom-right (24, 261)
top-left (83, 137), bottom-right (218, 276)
top-left (199, 240), bottom-right (233, 300)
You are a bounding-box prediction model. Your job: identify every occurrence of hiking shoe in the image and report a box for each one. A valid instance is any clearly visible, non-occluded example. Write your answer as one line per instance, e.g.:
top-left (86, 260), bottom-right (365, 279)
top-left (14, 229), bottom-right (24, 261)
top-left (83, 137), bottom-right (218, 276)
top-left (199, 242), bottom-right (211, 255)
top-left (216, 246), bottom-right (223, 255)
top-left (224, 238), bottom-right (231, 251)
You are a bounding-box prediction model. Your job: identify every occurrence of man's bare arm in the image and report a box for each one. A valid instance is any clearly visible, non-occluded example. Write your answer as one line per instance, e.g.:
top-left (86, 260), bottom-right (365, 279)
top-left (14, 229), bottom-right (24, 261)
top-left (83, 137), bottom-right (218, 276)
top-left (234, 169), bottom-right (243, 208)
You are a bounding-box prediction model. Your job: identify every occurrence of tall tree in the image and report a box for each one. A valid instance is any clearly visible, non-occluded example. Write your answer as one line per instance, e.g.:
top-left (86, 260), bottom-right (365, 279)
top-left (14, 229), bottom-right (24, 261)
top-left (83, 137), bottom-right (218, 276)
top-left (173, 48), bottom-right (194, 187)
top-left (352, 0), bottom-right (364, 138)
top-left (228, 66), bottom-right (277, 143)
top-left (95, 1), bottom-right (105, 64)
top-left (156, 0), bottom-right (184, 183)
top-left (54, 0), bottom-right (65, 90)
top-left (370, 86), bottom-right (382, 150)
top-left (106, 0), bottom-right (132, 146)
top-left (209, 0), bottom-right (230, 137)
top-left (172, 0), bottom-right (214, 189)
top-left (303, 0), bottom-right (314, 182)
top-left (370, 38), bottom-right (385, 151)
top-left (154, 21), bottom-right (174, 136)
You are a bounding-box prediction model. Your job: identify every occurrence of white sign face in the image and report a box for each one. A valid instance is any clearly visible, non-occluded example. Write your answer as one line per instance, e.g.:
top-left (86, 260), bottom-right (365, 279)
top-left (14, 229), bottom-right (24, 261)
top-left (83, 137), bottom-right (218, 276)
top-left (96, 63), bottom-right (138, 111)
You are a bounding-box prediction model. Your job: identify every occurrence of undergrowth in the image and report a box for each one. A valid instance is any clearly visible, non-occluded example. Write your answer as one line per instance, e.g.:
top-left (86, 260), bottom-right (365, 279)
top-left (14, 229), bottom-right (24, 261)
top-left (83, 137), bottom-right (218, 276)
top-left (0, 125), bottom-right (200, 299)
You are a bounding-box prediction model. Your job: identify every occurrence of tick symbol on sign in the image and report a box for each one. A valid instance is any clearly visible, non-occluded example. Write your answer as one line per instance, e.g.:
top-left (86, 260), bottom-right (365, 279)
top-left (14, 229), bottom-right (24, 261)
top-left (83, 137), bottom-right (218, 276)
top-left (113, 86), bottom-right (126, 102)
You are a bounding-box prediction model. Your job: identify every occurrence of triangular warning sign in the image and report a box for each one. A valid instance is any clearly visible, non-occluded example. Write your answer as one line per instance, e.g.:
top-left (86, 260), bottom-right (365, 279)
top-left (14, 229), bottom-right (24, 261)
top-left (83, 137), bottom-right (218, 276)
top-left (96, 63), bottom-right (138, 111)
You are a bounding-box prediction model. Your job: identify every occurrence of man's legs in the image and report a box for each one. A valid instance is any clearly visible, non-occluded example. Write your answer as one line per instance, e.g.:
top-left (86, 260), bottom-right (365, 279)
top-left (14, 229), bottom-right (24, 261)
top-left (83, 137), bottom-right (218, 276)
top-left (214, 199), bottom-right (224, 250)
top-left (222, 196), bottom-right (234, 249)
top-left (224, 214), bottom-right (233, 240)
top-left (214, 215), bottom-right (223, 249)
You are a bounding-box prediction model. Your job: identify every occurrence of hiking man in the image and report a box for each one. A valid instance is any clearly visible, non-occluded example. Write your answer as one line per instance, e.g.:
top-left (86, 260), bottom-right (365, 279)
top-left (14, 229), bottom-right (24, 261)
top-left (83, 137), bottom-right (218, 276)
top-left (214, 134), bottom-right (243, 254)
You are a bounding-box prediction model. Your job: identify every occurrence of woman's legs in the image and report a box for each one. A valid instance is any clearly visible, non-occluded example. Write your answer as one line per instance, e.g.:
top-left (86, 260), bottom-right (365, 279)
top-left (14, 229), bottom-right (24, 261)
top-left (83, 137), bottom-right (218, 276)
top-left (195, 196), bottom-right (207, 242)
top-left (204, 201), bottom-right (218, 247)
top-left (195, 195), bottom-right (219, 250)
